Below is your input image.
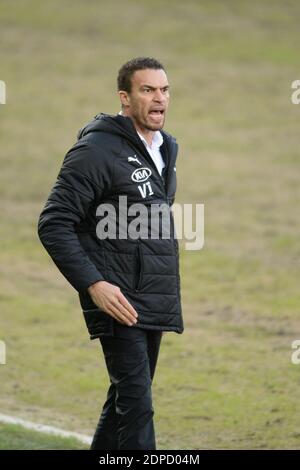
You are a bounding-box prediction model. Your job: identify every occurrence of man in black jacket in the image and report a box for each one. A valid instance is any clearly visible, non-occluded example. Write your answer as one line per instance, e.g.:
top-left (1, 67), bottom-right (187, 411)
top-left (38, 57), bottom-right (184, 450)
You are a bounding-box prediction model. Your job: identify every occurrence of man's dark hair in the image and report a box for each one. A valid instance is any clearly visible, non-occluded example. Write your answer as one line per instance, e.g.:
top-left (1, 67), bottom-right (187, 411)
top-left (117, 57), bottom-right (165, 93)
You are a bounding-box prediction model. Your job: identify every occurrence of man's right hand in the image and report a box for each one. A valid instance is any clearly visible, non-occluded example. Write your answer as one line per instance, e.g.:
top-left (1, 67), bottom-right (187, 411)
top-left (87, 281), bottom-right (138, 326)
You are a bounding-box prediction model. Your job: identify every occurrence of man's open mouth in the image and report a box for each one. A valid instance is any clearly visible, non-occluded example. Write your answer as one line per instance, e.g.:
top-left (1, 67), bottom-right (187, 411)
top-left (149, 109), bottom-right (164, 116)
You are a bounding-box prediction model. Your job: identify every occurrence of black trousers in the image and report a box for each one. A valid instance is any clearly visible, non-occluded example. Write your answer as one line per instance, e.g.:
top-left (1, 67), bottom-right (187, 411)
top-left (90, 320), bottom-right (163, 450)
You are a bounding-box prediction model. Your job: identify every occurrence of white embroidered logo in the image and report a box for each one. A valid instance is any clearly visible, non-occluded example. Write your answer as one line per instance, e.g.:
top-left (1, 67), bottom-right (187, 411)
top-left (138, 182), bottom-right (154, 199)
top-left (128, 155), bottom-right (142, 165)
top-left (131, 167), bottom-right (152, 183)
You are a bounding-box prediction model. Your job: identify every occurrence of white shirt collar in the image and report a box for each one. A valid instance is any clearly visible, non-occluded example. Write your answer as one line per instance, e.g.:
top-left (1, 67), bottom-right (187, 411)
top-left (136, 130), bottom-right (163, 149)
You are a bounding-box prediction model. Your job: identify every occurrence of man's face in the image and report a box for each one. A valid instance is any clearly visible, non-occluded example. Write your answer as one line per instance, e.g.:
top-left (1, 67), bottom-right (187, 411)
top-left (120, 68), bottom-right (170, 132)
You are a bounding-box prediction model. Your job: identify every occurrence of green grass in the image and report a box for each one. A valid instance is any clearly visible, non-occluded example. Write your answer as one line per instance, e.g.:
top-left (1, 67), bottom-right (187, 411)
top-left (1, 0), bottom-right (300, 450)
top-left (0, 423), bottom-right (88, 450)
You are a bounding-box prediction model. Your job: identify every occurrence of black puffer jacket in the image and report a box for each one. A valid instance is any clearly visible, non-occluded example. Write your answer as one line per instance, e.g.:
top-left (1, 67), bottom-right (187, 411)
top-left (38, 113), bottom-right (184, 339)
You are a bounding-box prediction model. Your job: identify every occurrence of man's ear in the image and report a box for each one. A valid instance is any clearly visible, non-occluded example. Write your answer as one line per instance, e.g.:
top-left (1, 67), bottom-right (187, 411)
top-left (118, 90), bottom-right (130, 108)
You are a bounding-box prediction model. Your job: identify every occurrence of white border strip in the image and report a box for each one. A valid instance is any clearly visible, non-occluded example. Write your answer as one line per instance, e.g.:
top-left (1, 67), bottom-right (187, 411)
top-left (0, 413), bottom-right (92, 445)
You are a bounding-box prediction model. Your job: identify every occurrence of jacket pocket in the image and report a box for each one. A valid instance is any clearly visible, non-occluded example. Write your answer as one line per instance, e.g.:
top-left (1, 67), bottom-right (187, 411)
top-left (134, 242), bottom-right (143, 291)
top-left (82, 308), bottom-right (114, 339)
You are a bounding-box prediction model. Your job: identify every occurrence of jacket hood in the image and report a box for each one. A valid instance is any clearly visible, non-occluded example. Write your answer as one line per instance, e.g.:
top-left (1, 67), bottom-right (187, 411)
top-left (77, 113), bottom-right (177, 156)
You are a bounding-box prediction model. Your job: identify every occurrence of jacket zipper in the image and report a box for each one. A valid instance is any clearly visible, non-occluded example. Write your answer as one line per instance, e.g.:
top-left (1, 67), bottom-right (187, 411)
top-left (130, 140), bottom-right (179, 296)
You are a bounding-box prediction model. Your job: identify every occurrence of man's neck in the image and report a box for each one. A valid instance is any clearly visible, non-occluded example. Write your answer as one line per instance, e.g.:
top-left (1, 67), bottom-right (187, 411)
top-left (119, 110), bottom-right (155, 146)
top-left (135, 126), bottom-right (155, 147)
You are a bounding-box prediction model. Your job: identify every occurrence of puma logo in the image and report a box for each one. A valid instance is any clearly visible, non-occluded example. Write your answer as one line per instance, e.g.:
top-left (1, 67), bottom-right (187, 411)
top-left (128, 155), bottom-right (142, 165)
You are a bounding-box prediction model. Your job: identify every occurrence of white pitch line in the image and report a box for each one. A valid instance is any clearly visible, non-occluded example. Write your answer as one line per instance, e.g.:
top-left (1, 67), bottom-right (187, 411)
top-left (0, 413), bottom-right (92, 445)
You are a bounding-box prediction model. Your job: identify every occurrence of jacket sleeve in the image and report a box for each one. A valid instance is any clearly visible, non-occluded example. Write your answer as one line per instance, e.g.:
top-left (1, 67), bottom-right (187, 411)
top-left (37, 140), bottom-right (112, 293)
